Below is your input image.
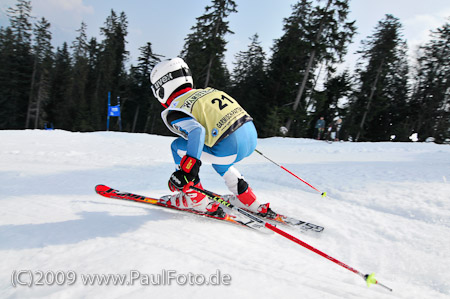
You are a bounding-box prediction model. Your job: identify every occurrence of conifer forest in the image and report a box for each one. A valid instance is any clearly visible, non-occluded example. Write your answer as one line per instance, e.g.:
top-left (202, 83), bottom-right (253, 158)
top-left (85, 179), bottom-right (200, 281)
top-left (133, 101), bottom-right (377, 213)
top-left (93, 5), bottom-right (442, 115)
top-left (1, 0), bottom-right (449, 143)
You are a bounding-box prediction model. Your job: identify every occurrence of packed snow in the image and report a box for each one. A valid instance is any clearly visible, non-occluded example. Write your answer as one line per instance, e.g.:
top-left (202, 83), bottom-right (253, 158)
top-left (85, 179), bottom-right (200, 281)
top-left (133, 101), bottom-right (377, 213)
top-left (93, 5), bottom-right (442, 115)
top-left (1, 129), bottom-right (449, 299)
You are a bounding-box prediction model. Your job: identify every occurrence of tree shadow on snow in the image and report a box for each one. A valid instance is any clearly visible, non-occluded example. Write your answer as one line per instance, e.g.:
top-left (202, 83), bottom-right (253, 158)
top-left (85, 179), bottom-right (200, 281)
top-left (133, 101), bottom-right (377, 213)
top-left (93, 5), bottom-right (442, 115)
top-left (0, 164), bottom-right (168, 197)
top-left (0, 209), bottom-right (177, 250)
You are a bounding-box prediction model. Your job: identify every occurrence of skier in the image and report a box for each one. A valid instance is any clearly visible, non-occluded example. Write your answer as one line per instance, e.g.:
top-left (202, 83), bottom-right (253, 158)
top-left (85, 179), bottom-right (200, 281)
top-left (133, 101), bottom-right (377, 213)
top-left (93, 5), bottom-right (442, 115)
top-left (149, 57), bottom-right (274, 218)
top-left (334, 118), bottom-right (342, 141)
top-left (314, 117), bottom-right (325, 140)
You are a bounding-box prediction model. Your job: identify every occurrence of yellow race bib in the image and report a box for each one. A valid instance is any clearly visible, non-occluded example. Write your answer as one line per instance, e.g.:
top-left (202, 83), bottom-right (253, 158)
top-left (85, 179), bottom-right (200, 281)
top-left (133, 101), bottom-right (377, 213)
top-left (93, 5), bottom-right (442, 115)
top-left (162, 88), bottom-right (252, 146)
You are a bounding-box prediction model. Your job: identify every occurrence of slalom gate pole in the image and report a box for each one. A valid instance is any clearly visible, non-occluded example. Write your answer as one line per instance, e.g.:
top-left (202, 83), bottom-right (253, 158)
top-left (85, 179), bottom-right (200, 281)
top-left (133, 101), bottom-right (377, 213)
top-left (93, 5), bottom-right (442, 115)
top-left (254, 149), bottom-right (327, 197)
top-left (190, 185), bottom-right (392, 292)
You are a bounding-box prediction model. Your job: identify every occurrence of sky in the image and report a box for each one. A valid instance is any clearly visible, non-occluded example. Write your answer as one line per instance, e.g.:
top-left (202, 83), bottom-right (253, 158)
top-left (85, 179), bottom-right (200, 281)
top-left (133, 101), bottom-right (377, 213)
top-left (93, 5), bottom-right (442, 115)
top-left (1, 0), bottom-right (450, 73)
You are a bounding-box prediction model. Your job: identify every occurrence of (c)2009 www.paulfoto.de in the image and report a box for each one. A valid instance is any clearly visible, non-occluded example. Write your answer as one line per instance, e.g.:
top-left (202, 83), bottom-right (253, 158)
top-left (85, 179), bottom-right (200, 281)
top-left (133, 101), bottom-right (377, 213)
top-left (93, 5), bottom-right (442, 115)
top-left (11, 269), bottom-right (232, 287)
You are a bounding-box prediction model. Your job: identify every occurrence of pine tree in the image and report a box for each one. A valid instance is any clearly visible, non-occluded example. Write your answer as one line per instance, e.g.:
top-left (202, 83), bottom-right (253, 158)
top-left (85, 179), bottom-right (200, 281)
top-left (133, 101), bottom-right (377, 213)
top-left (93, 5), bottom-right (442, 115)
top-left (349, 14), bottom-right (409, 141)
top-left (231, 34), bottom-right (267, 134)
top-left (7, 0), bottom-right (32, 45)
top-left (181, 0), bottom-right (237, 89)
top-left (0, 0), bottom-right (33, 129)
top-left (266, 0), bottom-right (355, 137)
top-left (71, 22), bottom-right (92, 131)
top-left (265, 0), bottom-right (314, 136)
top-left (410, 21), bottom-right (450, 143)
top-left (128, 42), bottom-right (163, 133)
top-left (72, 22), bottom-right (88, 59)
top-left (286, 0), bottom-right (355, 133)
top-left (46, 43), bottom-right (72, 130)
top-left (93, 10), bottom-right (129, 130)
top-left (26, 17), bottom-right (53, 129)
top-left (85, 37), bottom-right (101, 130)
top-left (311, 70), bottom-right (353, 138)
top-left (0, 27), bottom-right (17, 128)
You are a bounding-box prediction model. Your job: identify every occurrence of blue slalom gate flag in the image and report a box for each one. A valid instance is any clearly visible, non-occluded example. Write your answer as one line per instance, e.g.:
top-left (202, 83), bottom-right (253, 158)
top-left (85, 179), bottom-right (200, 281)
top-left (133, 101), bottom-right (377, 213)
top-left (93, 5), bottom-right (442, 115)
top-left (108, 105), bottom-right (121, 117)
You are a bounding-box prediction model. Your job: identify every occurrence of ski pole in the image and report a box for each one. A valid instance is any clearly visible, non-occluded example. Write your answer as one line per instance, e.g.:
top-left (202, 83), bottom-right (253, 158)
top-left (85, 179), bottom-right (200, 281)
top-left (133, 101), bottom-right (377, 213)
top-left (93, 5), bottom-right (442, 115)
top-left (254, 149), bottom-right (327, 197)
top-left (190, 185), bottom-right (392, 292)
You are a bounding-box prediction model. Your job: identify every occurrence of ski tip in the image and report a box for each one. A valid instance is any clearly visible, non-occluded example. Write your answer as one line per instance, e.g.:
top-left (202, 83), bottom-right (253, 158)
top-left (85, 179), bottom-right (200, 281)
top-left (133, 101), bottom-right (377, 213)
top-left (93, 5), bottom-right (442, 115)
top-left (95, 184), bottom-right (109, 192)
top-left (321, 192), bottom-right (327, 198)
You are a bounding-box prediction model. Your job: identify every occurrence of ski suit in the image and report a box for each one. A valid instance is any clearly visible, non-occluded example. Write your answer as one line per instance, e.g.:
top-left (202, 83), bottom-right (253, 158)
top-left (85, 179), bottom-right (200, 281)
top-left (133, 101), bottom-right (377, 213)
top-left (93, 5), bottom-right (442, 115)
top-left (161, 88), bottom-right (257, 189)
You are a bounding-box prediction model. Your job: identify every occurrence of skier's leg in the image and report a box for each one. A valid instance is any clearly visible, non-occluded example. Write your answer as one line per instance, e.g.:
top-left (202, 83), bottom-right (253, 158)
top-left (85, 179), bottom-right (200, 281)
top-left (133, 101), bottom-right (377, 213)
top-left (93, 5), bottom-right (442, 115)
top-left (203, 122), bottom-right (270, 214)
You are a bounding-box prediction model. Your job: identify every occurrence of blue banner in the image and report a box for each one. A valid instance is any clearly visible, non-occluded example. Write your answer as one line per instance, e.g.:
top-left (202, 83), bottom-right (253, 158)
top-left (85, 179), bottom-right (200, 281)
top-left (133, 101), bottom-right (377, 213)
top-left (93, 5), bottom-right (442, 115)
top-left (108, 105), bottom-right (121, 117)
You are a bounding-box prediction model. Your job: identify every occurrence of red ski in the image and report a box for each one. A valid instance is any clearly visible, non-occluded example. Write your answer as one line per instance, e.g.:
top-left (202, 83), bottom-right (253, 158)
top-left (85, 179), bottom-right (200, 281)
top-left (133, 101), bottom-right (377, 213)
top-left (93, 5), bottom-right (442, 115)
top-left (95, 184), bottom-right (261, 230)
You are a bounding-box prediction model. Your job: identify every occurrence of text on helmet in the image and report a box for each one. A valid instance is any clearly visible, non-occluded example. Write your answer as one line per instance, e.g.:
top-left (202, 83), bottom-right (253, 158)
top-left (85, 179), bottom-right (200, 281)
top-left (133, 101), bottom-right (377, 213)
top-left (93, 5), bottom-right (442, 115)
top-left (153, 73), bottom-right (173, 91)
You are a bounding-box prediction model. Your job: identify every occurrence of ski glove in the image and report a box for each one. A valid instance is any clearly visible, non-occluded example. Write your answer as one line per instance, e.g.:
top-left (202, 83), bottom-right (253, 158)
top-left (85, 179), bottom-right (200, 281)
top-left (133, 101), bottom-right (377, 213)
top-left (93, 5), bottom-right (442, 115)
top-left (168, 155), bottom-right (201, 192)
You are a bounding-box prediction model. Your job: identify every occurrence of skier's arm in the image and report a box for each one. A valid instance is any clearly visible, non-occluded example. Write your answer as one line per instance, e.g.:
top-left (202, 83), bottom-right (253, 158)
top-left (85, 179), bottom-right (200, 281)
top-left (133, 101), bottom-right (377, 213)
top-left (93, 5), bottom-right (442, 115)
top-left (167, 113), bottom-right (204, 191)
top-left (169, 113), bottom-right (205, 160)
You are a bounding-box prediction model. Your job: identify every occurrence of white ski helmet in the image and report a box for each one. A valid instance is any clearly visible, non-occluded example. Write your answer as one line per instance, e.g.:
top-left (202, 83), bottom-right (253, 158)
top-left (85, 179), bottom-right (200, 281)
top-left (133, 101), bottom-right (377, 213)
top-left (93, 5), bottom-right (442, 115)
top-left (150, 57), bottom-right (193, 107)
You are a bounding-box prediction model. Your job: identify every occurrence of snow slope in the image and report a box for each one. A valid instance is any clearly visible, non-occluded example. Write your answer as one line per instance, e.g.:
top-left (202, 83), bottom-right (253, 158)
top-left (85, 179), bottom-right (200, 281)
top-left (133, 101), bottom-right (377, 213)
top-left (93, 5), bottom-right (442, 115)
top-left (1, 130), bottom-right (449, 299)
